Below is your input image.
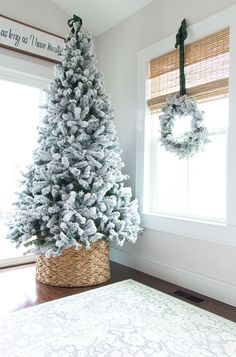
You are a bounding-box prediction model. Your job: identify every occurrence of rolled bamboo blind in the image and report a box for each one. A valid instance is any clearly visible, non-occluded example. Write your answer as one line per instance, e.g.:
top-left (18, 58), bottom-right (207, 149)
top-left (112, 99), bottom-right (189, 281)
top-left (148, 28), bottom-right (229, 112)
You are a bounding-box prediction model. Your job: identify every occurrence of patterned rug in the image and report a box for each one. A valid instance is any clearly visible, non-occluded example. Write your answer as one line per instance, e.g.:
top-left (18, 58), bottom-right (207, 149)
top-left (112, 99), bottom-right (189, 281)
top-left (0, 279), bottom-right (235, 357)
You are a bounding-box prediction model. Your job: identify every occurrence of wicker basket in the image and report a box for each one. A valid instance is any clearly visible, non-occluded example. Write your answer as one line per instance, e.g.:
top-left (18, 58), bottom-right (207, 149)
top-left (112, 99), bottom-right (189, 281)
top-left (35, 240), bottom-right (110, 287)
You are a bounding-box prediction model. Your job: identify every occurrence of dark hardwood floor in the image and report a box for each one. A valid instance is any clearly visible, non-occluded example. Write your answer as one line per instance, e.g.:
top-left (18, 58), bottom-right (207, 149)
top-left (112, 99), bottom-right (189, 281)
top-left (0, 261), bottom-right (236, 322)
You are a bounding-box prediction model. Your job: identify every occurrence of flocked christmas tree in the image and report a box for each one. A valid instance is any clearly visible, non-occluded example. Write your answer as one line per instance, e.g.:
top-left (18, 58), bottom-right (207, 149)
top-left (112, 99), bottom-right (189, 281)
top-left (7, 15), bottom-right (141, 257)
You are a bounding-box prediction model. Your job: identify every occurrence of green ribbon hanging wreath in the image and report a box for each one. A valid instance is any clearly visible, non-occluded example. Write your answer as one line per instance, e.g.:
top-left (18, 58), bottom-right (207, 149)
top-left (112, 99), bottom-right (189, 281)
top-left (159, 19), bottom-right (210, 159)
top-left (175, 19), bottom-right (188, 96)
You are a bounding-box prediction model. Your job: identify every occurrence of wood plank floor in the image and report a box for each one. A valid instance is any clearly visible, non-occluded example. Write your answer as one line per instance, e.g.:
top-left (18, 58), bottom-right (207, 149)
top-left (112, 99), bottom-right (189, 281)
top-left (0, 261), bottom-right (235, 322)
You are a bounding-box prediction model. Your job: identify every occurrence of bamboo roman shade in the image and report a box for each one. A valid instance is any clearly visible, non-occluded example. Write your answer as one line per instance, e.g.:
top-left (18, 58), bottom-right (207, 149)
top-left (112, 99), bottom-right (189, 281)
top-left (148, 28), bottom-right (229, 112)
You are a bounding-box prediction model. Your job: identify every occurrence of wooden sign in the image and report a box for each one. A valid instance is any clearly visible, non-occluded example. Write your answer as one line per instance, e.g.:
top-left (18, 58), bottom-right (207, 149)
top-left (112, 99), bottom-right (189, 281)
top-left (0, 15), bottom-right (65, 63)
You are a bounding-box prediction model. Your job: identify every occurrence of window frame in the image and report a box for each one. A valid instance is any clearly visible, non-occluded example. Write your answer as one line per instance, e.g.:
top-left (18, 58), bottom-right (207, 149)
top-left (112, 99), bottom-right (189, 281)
top-left (136, 5), bottom-right (236, 246)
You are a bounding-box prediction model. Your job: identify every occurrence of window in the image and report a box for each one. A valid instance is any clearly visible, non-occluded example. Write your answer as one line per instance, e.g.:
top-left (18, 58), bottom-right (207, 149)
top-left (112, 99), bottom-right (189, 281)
top-left (143, 29), bottom-right (229, 224)
top-left (137, 8), bottom-right (236, 245)
top-left (0, 48), bottom-right (51, 266)
top-left (0, 79), bottom-right (45, 262)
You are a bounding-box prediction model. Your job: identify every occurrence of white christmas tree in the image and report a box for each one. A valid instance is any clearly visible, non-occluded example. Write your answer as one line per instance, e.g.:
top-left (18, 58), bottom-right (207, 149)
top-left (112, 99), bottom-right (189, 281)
top-left (7, 15), bottom-right (141, 257)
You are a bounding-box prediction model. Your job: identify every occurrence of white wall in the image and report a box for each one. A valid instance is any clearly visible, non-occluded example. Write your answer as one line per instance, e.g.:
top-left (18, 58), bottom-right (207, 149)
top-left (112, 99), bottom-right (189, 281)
top-left (0, 0), bottom-right (68, 36)
top-left (96, 0), bottom-right (236, 306)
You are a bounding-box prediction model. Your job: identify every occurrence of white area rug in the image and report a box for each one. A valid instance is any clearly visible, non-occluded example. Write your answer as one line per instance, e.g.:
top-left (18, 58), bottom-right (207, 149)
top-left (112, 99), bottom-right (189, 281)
top-left (0, 279), bottom-right (235, 357)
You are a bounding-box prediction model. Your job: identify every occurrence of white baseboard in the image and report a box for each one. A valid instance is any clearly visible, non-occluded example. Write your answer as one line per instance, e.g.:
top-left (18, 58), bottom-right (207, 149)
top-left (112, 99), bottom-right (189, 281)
top-left (110, 247), bottom-right (236, 307)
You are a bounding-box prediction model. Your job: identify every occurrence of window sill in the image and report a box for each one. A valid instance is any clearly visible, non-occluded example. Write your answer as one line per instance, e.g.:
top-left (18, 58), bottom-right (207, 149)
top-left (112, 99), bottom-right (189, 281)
top-left (141, 213), bottom-right (236, 247)
top-left (0, 255), bottom-right (35, 268)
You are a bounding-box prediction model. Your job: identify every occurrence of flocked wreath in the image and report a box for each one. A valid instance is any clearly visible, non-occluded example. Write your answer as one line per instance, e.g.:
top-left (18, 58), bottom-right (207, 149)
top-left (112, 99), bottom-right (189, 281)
top-left (159, 19), bottom-right (209, 159)
top-left (159, 94), bottom-right (209, 159)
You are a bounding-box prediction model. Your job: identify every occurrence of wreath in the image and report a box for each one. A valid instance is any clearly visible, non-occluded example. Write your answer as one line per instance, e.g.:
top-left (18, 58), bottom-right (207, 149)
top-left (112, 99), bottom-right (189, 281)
top-left (159, 94), bottom-right (209, 159)
top-left (159, 19), bottom-right (209, 159)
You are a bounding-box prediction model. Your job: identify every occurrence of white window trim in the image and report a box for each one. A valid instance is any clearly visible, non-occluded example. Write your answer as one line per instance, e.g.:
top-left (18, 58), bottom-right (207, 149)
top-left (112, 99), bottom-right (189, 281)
top-left (136, 5), bottom-right (236, 247)
top-left (0, 47), bottom-right (52, 88)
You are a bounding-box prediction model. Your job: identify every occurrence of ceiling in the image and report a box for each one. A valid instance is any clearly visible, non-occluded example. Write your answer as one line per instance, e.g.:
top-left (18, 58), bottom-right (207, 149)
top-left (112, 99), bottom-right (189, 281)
top-left (51, 0), bottom-right (153, 36)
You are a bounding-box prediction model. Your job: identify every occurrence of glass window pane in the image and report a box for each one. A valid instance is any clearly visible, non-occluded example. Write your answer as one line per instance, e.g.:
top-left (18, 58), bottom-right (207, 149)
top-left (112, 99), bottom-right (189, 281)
top-left (199, 98), bottom-right (228, 131)
top-left (155, 145), bottom-right (188, 214)
top-left (145, 97), bottom-right (228, 222)
top-left (188, 134), bottom-right (226, 220)
top-left (0, 79), bottom-right (43, 260)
